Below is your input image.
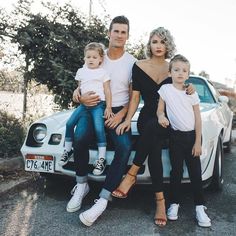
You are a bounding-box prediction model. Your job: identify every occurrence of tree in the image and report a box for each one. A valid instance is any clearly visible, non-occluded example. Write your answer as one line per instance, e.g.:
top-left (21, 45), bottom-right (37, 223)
top-left (0, 0), bottom-right (109, 109)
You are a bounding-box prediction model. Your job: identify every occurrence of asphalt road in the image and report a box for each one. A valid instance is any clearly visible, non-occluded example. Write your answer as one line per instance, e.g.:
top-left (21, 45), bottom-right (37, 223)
top-left (1, 145), bottom-right (236, 236)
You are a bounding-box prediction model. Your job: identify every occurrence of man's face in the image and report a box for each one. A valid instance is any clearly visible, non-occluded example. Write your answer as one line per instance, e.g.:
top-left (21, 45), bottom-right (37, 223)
top-left (108, 23), bottom-right (129, 48)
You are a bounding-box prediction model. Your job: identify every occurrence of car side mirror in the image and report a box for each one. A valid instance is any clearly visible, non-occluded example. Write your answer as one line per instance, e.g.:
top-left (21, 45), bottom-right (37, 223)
top-left (218, 95), bottom-right (229, 104)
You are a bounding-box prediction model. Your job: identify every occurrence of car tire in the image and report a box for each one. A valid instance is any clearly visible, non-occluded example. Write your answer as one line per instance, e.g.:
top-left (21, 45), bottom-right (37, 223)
top-left (224, 129), bottom-right (232, 153)
top-left (210, 136), bottom-right (224, 191)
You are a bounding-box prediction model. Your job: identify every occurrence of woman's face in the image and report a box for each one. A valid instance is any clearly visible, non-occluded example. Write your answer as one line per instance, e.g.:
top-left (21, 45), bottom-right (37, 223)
top-left (150, 35), bottom-right (166, 58)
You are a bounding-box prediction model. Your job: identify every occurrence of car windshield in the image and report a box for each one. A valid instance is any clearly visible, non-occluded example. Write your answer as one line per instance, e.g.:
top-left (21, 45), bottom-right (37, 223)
top-left (187, 77), bottom-right (215, 104)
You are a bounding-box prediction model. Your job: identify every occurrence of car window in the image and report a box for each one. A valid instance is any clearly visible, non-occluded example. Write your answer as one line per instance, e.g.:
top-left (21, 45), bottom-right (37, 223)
top-left (187, 77), bottom-right (215, 103)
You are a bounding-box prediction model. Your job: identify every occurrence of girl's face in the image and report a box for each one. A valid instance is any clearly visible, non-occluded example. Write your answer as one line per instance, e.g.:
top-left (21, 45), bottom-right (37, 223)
top-left (150, 35), bottom-right (166, 58)
top-left (170, 61), bottom-right (190, 85)
top-left (84, 49), bottom-right (103, 69)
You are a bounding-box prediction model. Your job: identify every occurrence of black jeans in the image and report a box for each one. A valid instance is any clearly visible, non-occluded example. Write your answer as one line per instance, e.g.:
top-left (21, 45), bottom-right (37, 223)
top-left (169, 129), bottom-right (204, 205)
top-left (133, 117), bottom-right (171, 192)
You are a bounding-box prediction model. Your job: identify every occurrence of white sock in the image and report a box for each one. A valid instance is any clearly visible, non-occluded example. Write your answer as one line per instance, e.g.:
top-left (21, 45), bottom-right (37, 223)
top-left (98, 147), bottom-right (106, 159)
top-left (64, 141), bottom-right (72, 152)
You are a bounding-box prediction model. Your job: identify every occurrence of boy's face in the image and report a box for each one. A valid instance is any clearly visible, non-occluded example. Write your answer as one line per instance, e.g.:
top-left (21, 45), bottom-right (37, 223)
top-left (108, 23), bottom-right (129, 49)
top-left (84, 49), bottom-right (103, 69)
top-left (170, 61), bottom-right (190, 84)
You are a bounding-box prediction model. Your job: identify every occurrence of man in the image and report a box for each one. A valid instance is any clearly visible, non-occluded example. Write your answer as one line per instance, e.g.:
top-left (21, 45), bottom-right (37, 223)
top-left (66, 15), bottom-right (136, 226)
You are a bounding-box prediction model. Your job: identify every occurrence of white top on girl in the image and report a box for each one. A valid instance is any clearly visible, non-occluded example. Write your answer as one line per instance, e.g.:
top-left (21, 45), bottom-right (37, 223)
top-left (75, 65), bottom-right (110, 101)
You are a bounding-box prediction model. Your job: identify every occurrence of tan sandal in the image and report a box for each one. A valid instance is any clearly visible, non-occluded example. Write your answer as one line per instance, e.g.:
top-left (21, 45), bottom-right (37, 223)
top-left (112, 172), bottom-right (137, 199)
top-left (154, 197), bottom-right (167, 227)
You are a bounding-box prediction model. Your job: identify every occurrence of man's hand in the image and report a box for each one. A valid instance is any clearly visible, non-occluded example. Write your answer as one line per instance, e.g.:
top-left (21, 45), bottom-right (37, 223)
top-left (105, 112), bottom-right (123, 129)
top-left (73, 90), bottom-right (100, 106)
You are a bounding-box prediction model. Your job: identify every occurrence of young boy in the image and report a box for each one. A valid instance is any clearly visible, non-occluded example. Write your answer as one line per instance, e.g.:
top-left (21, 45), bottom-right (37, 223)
top-left (157, 54), bottom-right (211, 227)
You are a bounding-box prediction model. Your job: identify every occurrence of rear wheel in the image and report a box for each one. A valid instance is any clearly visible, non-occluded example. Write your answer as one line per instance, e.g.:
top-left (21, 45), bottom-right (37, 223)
top-left (210, 136), bottom-right (224, 191)
top-left (224, 129), bottom-right (232, 153)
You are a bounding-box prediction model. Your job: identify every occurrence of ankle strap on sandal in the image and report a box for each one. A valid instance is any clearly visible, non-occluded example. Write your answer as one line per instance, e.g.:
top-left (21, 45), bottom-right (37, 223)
top-left (156, 197), bottom-right (165, 202)
top-left (127, 172), bottom-right (136, 177)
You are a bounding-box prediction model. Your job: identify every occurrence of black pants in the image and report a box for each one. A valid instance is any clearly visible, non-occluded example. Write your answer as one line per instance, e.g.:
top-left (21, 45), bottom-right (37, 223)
top-left (133, 117), bottom-right (171, 192)
top-left (169, 130), bottom-right (204, 205)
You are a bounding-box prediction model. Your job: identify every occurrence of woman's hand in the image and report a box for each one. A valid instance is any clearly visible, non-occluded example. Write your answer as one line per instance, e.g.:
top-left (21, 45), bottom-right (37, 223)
top-left (115, 120), bottom-right (131, 135)
top-left (185, 83), bottom-right (195, 95)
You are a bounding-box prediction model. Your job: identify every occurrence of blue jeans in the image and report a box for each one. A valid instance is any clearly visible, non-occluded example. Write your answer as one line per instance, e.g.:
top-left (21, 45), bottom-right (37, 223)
top-left (65, 101), bottom-right (106, 147)
top-left (73, 106), bottom-right (132, 201)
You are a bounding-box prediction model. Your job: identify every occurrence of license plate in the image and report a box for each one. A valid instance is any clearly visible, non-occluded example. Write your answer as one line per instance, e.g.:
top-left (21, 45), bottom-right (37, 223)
top-left (25, 154), bottom-right (54, 173)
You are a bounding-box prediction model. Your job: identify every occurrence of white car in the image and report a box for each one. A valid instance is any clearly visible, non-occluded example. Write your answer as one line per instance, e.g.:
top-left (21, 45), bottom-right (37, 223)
top-left (21, 75), bottom-right (234, 190)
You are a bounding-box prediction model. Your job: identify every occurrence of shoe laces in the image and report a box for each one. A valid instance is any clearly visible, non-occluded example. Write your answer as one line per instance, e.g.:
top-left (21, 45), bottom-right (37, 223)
top-left (94, 158), bottom-right (105, 170)
top-left (71, 184), bottom-right (86, 197)
top-left (61, 151), bottom-right (69, 161)
top-left (196, 206), bottom-right (210, 221)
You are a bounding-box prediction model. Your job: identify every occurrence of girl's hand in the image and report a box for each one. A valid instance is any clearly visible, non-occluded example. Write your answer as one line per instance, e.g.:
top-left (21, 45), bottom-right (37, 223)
top-left (104, 107), bottom-right (115, 119)
top-left (192, 142), bottom-right (202, 157)
top-left (115, 120), bottom-right (131, 135)
top-left (105, 112), bottom-right (123, 129)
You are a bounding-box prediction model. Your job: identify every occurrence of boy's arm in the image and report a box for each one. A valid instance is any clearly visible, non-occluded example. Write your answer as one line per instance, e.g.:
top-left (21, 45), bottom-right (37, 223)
top-left (157, 97), bottom-right (169, 128)
top-left (192, 104), bottom-right (202, 156)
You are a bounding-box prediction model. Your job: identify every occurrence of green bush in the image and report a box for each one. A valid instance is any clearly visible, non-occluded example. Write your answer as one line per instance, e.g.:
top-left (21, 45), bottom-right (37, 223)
top-left (0, 111), bottom-right (25, 158)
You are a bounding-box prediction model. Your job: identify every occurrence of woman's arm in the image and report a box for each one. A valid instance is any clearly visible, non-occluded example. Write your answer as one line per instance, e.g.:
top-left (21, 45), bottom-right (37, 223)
top-left (114, 89), bottom-right (141, 135)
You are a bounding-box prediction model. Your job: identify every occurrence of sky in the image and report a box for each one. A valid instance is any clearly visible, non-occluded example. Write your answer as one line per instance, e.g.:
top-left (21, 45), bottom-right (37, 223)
top-left (1, 0), bottom-right (236, 87)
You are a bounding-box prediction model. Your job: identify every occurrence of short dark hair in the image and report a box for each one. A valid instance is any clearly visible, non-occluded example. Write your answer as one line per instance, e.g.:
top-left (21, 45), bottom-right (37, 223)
top-left (109, 15), bottom-right (130, 33)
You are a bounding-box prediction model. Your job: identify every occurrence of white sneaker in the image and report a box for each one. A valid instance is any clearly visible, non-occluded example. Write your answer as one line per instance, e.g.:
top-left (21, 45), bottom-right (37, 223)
top-left (79, 198), bottom-right (108, 226)
top-left (167, 203), bottom-right (180, 220)
top-left (66, 183), bottom-right (89, 213)
top-left (196, 205), bottom-right (211, 227)
top-left (93, 158), bottom-right (106, 175)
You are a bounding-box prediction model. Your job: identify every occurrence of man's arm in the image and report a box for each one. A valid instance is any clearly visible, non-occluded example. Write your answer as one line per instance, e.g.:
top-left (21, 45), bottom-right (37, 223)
top-left (73, 88), bottom-right (100, 106)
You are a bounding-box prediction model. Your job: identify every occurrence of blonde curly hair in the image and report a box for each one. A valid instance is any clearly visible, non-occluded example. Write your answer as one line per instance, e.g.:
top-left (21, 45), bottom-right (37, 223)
top-left (145, 27), bottom-right (176, 59)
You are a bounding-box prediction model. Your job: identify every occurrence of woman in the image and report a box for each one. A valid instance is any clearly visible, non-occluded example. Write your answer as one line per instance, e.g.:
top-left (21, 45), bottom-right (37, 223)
top-left (112, 27), bottom-right (194, 227)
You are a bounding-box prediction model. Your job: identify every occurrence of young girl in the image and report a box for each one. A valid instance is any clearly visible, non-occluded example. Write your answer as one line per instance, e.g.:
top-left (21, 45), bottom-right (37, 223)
top-left (59, 42), bottom-right (114, 176)
top-left (157, 54), bottom-right (211, 227)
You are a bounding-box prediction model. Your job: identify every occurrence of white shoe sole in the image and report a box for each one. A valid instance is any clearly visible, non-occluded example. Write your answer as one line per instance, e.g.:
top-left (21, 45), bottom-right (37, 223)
top-left (66, 187), bottom-right (89, 213)
top-left (58, 161), bottom-right (68, 167)
top-left (79, 213), bottom-right (93, 226)
top-left (93, 169), bottom-right (105, 175)
top-left (167, 215), bottom-right (178, 221)
top-left (197, 220), bottom-right (211, 227)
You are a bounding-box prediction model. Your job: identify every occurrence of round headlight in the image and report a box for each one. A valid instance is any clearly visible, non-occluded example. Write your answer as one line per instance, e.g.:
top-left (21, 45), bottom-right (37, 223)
top-left (33, 125), bottom-right (47, 143)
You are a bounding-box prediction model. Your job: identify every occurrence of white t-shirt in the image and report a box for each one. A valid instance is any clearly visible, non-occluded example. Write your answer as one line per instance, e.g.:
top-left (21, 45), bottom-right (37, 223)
top-left (102, 51), bottom-right (136, 107)
top-left (75, 66), bottom-right (110, 101)
top-left (158, 84), bottom-right (200, 131)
